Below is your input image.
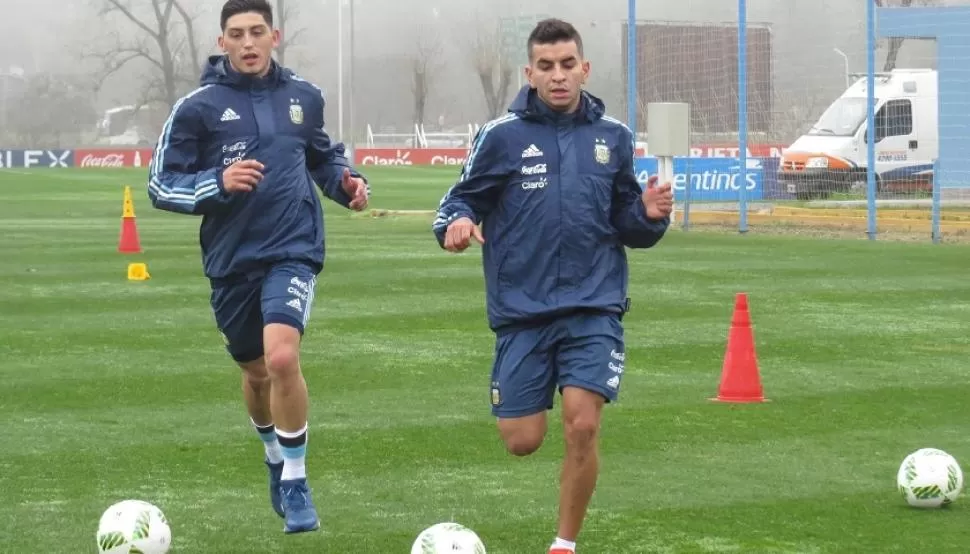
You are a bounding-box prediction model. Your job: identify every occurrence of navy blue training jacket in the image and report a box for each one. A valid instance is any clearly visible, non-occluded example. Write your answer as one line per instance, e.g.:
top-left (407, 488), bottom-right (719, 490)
top-left (147, 55), bottom-right (365, 281)
top-left (433, 86), bottom-right (669, 332)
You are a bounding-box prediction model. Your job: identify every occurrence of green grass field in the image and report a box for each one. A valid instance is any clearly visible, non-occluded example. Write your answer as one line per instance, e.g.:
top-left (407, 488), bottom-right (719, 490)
top-left (3, 166), bottom-right (970, 553)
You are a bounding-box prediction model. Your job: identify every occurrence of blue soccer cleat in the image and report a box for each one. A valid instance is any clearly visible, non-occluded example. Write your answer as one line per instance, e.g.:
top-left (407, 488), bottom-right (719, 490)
top-left (280, 478), bottom-right (320, 534)
top-left (265, 460), bottom-right (285, 518)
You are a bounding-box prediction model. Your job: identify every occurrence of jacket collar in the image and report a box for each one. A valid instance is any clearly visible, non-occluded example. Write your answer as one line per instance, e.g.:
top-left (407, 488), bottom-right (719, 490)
top-left (507, 85), bottom-right (606, 125)
top-left (200, 54), bottom-right (290, 90)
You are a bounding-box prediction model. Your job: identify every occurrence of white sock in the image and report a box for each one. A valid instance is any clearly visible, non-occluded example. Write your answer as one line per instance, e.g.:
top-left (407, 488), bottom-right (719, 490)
top-left (276, 424), bottom-right (308, 481)
top-left (251, 418), bottom-right (283, 464)
top-left (551, 537), bottom-right (576, 552)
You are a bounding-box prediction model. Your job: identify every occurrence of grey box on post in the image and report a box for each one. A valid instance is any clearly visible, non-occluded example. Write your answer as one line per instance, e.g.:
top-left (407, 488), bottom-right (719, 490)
top-left (646, 102), bottom-right (690, 223)
top-left (646, 102), bottom-right (691, 156)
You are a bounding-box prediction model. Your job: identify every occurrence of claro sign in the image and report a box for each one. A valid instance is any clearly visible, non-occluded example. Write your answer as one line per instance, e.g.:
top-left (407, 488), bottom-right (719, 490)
top-left (353, 145), bottom-right (784, 166)
top-left (354, 148), bottom-right (468, 166)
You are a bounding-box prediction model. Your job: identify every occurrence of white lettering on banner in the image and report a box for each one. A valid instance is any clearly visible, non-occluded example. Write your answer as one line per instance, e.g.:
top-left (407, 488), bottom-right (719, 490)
top-left (22, 150), bottom-right (72, 168)
top-left (50, 150), bottom-right (72, 167)
top-left (688, 146), bottom-right (783, 158)
top-left (689, 170), bottom-right (758, 191)
top-left (81, 154), bottom-right (124, 167)
top-left (360, 150), bottom-right (413, 165)
top-left (24, 150), bottom-right (42, 168)
top-left (431, 154), bottom-right (466, 165)
top-left (636, 169), bottom-right (758, 191)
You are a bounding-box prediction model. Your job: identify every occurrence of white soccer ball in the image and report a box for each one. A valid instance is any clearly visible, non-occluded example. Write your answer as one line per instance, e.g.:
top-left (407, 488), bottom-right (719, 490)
top-left (896, 447), bottom-right (964, 508)
top-left (411, 521), bottom-right (487, 554)
top-left (96, 499), bottom-right (171, 554)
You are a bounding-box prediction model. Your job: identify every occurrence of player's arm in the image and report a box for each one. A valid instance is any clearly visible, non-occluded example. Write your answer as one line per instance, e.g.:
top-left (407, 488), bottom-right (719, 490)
top-left (305, 97), bottom-right (368, 209)
top-left (146, 101), bottom-right (234, 216)
top-left (611, 130), bottom-right (669, 248)
top-left (432, 127), bottom-right (509, 250)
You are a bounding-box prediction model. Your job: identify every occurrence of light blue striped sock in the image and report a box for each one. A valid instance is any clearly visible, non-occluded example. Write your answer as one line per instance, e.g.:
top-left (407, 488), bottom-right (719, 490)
top-left (252, 419), bottom-right (283, 464)
top-left (276, 424), bottom-right (308, 481)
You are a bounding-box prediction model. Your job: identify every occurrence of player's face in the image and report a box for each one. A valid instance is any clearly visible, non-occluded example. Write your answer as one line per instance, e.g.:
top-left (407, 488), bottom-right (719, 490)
top-left (525, 40), bottom-right (590, 113)
top-left (218, 12), bottom-right (279, 77)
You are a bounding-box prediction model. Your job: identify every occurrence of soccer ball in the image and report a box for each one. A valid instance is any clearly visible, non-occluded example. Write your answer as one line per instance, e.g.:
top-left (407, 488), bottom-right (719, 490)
top-left (411, 522), bottom-right (487, 554)
top-left (96, 499), bottom-right (171, 554)
top-left (896, 447), bottom-right (964, 508)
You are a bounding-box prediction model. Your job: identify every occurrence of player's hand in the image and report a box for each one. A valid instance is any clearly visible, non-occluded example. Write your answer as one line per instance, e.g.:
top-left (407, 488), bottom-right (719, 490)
top-left (642, 175), bottom-right (673, 219)
top-left (444, 216), bottom-right (484, 252)
top-left (222, 159), bottom-right (264, 193)
top-left (341, 168), bottom-right (369, 211)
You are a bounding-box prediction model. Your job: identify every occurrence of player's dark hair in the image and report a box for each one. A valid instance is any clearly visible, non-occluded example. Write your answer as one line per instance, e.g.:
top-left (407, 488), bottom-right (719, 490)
top-left (220, 0), bottom-right (274, 31)
top-left (527, 18), bottom-right (584, 60)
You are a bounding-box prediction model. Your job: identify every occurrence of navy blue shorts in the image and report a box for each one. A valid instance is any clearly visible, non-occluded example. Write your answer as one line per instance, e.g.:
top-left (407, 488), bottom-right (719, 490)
top-left (209, 261), bottom-right (318, 363)
top-left (489, 311), bottom-right (626, 418)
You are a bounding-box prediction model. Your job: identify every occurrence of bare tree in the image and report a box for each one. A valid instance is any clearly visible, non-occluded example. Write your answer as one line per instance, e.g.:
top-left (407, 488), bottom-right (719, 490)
top-left (874, 0), bottom-right (939, 71)
top-left (4, 73), bottom-right (98, 148)
top-left (411, 32), bottom-right (444, 126)
top-left (89, 0), bottom-right (203, 110)
top-left (275, 0), bottom-right (307, 67)
top-left (172, 0), bottom-right (201, 77)
top-left (468, 21), bottom-right (515, 120)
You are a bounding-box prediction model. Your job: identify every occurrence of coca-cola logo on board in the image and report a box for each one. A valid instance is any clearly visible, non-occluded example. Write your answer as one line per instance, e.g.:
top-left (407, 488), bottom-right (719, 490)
top-left (81, 153), bottom-right (125, 167)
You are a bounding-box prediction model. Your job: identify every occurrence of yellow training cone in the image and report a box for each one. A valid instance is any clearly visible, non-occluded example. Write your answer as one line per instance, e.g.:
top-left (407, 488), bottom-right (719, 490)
top-left (127, 262), bottom-right (150, 281)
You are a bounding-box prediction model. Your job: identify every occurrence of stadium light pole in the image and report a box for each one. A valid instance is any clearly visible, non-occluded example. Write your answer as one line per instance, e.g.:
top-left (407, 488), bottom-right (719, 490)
top-left (349, 0), bottom-right (355, 152)
top-left (627, 0), bottom-right (636, 133)
top-left (337, 0), bottom-right (344, 142)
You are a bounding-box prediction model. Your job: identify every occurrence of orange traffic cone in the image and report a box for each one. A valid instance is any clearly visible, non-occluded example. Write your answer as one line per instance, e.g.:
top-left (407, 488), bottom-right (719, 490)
top-left (118, 185), bottom-right (142, 254)
top-left (711, 292), bottom-right (765, 403)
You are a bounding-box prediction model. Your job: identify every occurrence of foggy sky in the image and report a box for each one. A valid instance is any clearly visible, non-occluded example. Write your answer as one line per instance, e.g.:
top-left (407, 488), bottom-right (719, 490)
top-left (2, 0), bottom-right (965, 145)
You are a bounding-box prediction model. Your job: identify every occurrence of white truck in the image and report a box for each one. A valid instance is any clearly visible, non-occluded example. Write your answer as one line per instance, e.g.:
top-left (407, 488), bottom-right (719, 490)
top-left (93, 105), bottom-right (163, 147)
top-left (778, 68), bottom-right (937, 200)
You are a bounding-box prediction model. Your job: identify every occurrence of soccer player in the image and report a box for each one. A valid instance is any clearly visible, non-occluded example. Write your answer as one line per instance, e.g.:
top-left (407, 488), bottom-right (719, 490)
top-left (433, 18), bottom-right (672, 554)
top-left (146, 0), bottom-right (369, 535)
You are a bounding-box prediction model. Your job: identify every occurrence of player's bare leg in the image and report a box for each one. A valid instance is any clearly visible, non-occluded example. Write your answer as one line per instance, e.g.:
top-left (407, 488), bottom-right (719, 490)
top-left (554, 386), bottom-right (605, 550)
top-left (263, 324), bottom-right (308, 436)
top-left (263, 322), bottom-right (319, 533)
top-left (239, 358), bottom-right (273, 426)
top-left (497, 411), bottom-right (548, 456)
top-left (238, 357), bottom-right (286, 518)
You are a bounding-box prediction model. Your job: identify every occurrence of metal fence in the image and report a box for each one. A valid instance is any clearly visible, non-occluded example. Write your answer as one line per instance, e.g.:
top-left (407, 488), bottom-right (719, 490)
top-left (355, 0), bottom-right (970, 242)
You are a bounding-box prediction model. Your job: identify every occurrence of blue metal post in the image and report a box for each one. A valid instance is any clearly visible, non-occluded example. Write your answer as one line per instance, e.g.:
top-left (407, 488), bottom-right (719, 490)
top-left (866, 0), bottom-right (877, 240)
top-left (738, 0), bottom-right (748, 233)
top-left (683, 160), bottom-right (692, 231)
top-left (627, 0), bottom-right (637, 132)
